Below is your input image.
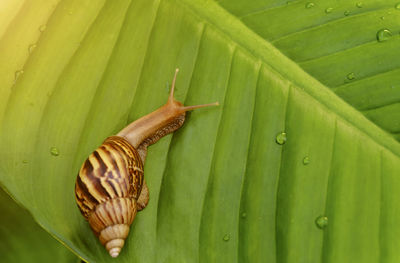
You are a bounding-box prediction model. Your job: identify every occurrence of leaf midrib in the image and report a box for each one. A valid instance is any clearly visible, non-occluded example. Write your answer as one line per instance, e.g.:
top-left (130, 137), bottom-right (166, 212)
top-left (177, 0), bottom-right (400, 157)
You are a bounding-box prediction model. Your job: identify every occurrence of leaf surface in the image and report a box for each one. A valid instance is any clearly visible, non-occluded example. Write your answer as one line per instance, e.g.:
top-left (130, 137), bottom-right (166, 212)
top-left (218, 0), bottom-right (400, 141)
top-left (1, 0), bottom-right (400, 262)
top-left (0, 187), bottom-right (76, 262)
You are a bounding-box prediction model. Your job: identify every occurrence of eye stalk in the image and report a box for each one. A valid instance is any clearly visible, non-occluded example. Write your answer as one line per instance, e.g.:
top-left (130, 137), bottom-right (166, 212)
top-left (168, 68), bottom-right (219, 112)
top-left (117, 68), bottom-right (219, 149)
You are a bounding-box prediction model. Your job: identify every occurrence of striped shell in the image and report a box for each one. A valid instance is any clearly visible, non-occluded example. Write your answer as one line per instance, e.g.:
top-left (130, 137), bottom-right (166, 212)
top-left (75, 136), bottom-right (144, 258)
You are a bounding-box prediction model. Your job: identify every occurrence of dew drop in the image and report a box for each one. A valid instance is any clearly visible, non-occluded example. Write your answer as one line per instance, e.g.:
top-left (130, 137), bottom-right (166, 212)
top-left (396, 3), bottom-right (400, 9)
top-left (347, 72), bottom-right (355, 80)
top-left (303, 156), bottom-right (310, 165)
top-left (50, 147), bottom-right (60, 156)
top-left (325, 7), bottom-right (333, 14)
top-left (315, 216), bottom-right (328, 229)
top-left (275, 132), bottom-right (287, 145)
top-left (223, 234), bottom-right (230, 241)
top-left (28, 44), bottom-right (37, 53)
top-left (22, 160), bottom-right (28, 164)
top-left (380, 16), bottom-right (385, 20)
top-left (344, 10), bottom-right (350, 16)
top-left (39, 25), bottom-right (47, 32)
top-left (377, 28), bottom-right (393, 42)
top-left (356, 2), bottom-right (363, 8)
top-left (241, 212), bottom-right (247, 218)
top-left (14, 70), bottom-right (24, 82)
top-left (305, 2), bottom-right (315, 9)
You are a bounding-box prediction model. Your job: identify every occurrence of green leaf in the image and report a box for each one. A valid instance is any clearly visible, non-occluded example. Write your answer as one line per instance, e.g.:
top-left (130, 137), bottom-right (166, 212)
top-left (0, 187), bottom-right (77, 262)
top-left (218, 0), bottom-right (400, 141)
top-left (1, 0), bottom-right (400, 262)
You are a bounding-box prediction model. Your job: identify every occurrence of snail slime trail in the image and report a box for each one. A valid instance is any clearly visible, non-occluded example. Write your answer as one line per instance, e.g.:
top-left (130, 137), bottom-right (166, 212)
top-left (74, 68), bottom-right (218, 258)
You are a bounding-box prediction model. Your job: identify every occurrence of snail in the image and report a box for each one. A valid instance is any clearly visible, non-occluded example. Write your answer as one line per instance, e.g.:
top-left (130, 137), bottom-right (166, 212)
top-left (74, 69), bottom-right (218, 258)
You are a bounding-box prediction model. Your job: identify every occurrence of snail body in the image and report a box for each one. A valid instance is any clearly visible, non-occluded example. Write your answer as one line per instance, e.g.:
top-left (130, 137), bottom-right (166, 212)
top-left (75, 69), bottom-right (218, 258)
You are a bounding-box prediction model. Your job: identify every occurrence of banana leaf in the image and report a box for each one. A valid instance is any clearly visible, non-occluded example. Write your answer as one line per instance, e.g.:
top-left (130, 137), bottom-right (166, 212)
top-left (218, 0), bottom-right (400, 141)
top-left (1, 0), bottom-right (400, 262)
top-left (0, 187), bottom-right (76, 262)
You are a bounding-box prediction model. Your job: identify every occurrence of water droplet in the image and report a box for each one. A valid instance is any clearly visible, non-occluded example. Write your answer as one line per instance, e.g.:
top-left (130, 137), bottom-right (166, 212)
top-left (28, 44), bottom-right (37, 53)
top-left (305, 2), bottom-right (315, 8)
top-left (347, 72), bottom-right (355, 80)
top-left (395, 3), bottom-right (400, 9)
top-left (315, 216), bottom-right (328, 229)
top-left (68, 10), bottom-right (73, 15)
top-left (223, 234), bottom-right (230, 241)
top-left (275, 132), bottom-right (287, 145)
top-left (50, 147), bottom-right (60, 156)
top-left (380, 16), bottom-right (385, 20)
top-left (325, 7), bottom-right (333, 13)
top-left (14, 70), bottom-right (24, 82)
top-left (241, 212), bottom-right (247, 218)
top-left (344, 10), bottom-right (350, 16)
top-left (39, 25), bottom-right (47, 32)
top-left (22, 160), bottom-right (28, 164)
top-left (377, 28), bottom-right (393, 42)
top-left (356, 2), bottom-right (363, 8)
top-left (303, 156), bottom-right (310, 165)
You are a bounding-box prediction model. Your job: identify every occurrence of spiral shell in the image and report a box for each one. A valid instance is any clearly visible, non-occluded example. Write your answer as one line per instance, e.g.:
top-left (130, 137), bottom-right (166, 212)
top-left (75, 136), bottom-right (144, 257)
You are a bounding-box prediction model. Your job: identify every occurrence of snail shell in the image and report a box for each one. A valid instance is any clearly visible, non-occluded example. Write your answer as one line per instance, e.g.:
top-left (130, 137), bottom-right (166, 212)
top-left (75, 136), bottom-right (143, 257)
top-left (74, 69), bottom-right (218, 258)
